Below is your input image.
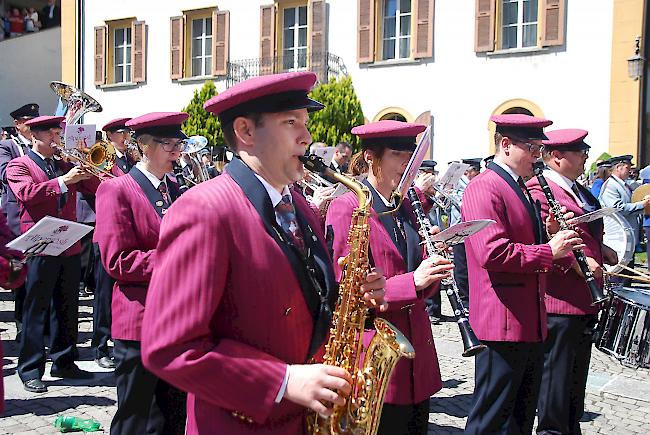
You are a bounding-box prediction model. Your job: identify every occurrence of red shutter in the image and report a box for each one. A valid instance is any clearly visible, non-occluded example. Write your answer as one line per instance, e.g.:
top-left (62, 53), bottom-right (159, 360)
top-left (541, 0), bottom-right (565, 46)
top-left (309, 0), bottom-right (327, 81)
top-left (260, 5), bottom-right (276, 75)
top-left (413, 0), bottom-right (434, 59)
top-left (474, 0), bottom-right (495, 53)
top-left (357, 0), bottom-right (374, 63)
top-left (212, 10), bottom-right (230, 76)
top-left (131, 21), bottom-right (146, 83)
top-left (94, 26), bottom-right (106, 85)
top-left (170, 16), bottom-right (184, 79)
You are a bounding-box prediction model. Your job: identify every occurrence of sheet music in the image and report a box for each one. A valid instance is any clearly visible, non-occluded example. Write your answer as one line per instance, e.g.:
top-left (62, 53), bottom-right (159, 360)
top-left (64, 124), bottom-right (96, 150)
top-left (7, 216), bottom-right (93, 256)
top-left (438, 162), bottom-right (470, 191)
top-left (309, 145), bottom-right (336, 167)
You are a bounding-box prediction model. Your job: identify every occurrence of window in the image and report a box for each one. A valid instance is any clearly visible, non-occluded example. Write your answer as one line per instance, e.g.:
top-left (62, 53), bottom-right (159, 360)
top-left (282, 6), bottom-right (308, 70)
top-left (500, 0), bottom-right (537, 49)
top-left (381, 0), bottom-right (412, 60)
top-left (94, 19), bottom-right (146, 86)
top-left (191, 17), bottom-right (212, 77)
top-left (169, 9), bottom-right (230, 80)
top-left (113, 26), bottom-right (132, 83)
top-left (357, 0), bottom-right (433, 64)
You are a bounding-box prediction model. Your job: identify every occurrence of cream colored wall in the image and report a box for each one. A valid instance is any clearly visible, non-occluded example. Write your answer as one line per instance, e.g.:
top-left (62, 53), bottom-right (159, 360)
top-left (609, 0), bottom-right (645, 160)
top-left (61, 0), bottom-right (77, 85)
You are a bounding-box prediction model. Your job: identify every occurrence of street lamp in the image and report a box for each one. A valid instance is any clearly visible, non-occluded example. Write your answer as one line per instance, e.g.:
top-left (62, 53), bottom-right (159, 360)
top-left (628, 36), bottom-right (645, 81)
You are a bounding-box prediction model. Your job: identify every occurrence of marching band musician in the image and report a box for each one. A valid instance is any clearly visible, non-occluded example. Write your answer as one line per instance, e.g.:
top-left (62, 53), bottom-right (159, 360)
top-left (7, 115), bottom-right (100, 393)
top-left (94, 112), bottom-right (188, 435)
top-left (140, 71), bottom-right (387, 434)
top-left (598, 154), bottom-right (650, 284)
top-left (327, 120), bottom-right (453, 435)
top-left (462, 114), bottom-right (584, 435)
top-left (527, 128), bottom-right (618, 435)
top-left (0, 103), bottom-right (40, 341)
top-left (88, 117), bottom-right (134, 370)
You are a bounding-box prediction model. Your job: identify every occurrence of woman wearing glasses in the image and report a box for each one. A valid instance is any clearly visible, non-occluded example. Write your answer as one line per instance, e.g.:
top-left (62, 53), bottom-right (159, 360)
top-left (94, 112), bottom-right (188, 435)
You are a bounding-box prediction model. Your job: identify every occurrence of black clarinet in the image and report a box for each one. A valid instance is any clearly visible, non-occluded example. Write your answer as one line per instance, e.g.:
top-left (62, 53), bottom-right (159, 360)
top-left (407, 188), bottom-right (486, 357)
top-left (532, 162), bottom-right (607, 305)
top-left (172, 162), bottom-right (189, 194)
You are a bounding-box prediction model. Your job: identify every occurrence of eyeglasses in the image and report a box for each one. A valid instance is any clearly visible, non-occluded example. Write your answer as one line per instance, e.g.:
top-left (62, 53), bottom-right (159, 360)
top-left (510, 138), bottom-right (544, 154)
top-left (152, 138), bottom-right (187, 152)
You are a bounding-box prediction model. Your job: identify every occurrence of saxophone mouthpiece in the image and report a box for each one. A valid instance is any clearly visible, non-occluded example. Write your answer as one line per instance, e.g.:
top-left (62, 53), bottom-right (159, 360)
top-left (299, 153), bottom-right (328, 174)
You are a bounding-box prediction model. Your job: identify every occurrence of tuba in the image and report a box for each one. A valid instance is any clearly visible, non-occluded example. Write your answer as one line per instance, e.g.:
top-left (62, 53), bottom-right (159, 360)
top-left (181, 136), bottom-right (210, 185)
top-left (300, 154), bottom-right (415, 435)
top-left (50, 81), bottom-right (116, 178)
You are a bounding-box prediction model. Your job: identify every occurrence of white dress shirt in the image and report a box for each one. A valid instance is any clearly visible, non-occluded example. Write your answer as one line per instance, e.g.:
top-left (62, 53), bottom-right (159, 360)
top-left (32, 149), bottom-right (67, 193)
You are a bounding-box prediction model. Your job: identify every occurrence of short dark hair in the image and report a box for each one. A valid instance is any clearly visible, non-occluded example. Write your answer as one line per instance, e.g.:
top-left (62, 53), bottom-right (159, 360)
top-left (336, 141), bottom-right (353, 152)
top-left (222, 113), bottom-right (265, 151)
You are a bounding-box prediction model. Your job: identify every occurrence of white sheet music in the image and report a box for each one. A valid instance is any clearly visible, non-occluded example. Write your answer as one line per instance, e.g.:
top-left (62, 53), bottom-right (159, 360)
top-left (64, 124), bottom-right (96, 150)
top-left (438, 162), bottom-right (470, 191)
top-left (309, 146), bottom-right (336, 166)
top-left (7, 216), bottom-right (93, 256)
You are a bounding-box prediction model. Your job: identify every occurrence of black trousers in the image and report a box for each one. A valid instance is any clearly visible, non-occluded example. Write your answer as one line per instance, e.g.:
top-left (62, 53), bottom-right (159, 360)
top-left (18, 255), bottom-right (80, 381)
top-left (78, 227), bottom-right (96, 291)
top-left (465, 341), bottom-right (543, 435)
top-left (91, 243), bottom-right (113, 359)
top-left (452, 242), bottom-right (470, 308)
top-left (425, 291), bottom-right (442, 318)
top-left (377, 399), bottom-right (430, 435)
top-left (111, 339), bottom-right (186, 435)
top-left (536, 314), bottom-right (596, 435)
top-left (13, 283), bottom-right (25, 324)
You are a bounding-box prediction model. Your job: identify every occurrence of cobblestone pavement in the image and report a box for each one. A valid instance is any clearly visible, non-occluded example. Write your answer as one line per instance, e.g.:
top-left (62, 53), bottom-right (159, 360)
top-left (2, 288), bottom-right (650, 434)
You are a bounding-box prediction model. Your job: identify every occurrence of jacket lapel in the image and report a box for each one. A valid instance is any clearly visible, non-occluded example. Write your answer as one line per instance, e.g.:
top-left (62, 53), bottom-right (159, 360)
top-left (128, 166), bottom-right (166, 219)
top-left (488, 162), bottom-right (543, 243)
top-left (363, 179), bottom-right (409, 263)
top-left (226, 157), bottom-right (330, 357)
top-left (576, 183), bottom-right (604, 237)
top-left (27, 150), bottom-right (56, 180)
top-left (398, 199), bottom-right (423, 272)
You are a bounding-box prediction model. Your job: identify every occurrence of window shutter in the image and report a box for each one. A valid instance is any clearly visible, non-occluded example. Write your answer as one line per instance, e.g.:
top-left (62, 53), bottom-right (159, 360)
top-left (170, 16), bottom-right (184, 79)
top-left (541, 0), bottom-right (565, 46)
top-left (474, 0), bottom-right (495, 53)
top-left (260, 5), bottom-right (276, 75)
top-left (94, 25), bottom-right (106, 86)
top-left (357, 0), bottom-right (374, 63)
top-left (212, 10), bottom-right (230, 76)
top-left (413, 0), bottom-right (434, 59)
top-left (131, 21), bottom-right (146, 83)
top-left (309, 0), bottom-right (327, 81)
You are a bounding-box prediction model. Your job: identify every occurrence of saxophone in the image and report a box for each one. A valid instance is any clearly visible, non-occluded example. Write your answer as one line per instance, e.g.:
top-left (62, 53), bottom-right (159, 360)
top-left (299, 154), bottom-right (415, 435)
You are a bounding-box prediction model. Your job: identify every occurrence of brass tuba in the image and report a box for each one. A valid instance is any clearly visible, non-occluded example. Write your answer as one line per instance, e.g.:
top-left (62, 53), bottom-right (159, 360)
top-left (299, 154), bottom-right (415, 435)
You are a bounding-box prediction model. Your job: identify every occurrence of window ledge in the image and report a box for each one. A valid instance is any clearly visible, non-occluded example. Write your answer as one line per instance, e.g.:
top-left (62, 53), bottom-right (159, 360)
top-left (174, 75), bottom-right (218, 84)
top-left (364, 58), bottom-right (423, 68)
top-left (486, 46), bottom-right (549, 57)
top-left (97, 82), bottom-right (140, 90)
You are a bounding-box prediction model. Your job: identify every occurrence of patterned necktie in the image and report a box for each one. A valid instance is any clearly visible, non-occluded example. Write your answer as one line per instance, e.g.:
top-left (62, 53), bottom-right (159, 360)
top-left (275, 194), bottom-right (306, 253)
top-left (517, 177), bottom-right (534, 204)
top-left (158, 180), bottom-right (171, 206)
top-left (44, 158), bottom-right (57, 178)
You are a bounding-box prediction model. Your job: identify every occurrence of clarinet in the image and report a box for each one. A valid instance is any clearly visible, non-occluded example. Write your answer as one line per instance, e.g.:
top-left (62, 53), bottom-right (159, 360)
top-left (172, 162), bottom-right (189, 194)
top-left (532, 161), bottom-right (607, 305)
top-left (407, 188), bottom-right (486, 357)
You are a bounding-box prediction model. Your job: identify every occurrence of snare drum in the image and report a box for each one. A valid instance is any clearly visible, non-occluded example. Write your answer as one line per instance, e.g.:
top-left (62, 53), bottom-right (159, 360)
top-left (597, 287), bottom-right (650, 368)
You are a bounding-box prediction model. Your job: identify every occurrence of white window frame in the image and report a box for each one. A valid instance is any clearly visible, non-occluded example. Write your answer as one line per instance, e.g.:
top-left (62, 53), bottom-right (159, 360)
top-left (113, 27), bottom-right (132, 83)
top-left (190, 16), bottom-right (213, 77)
top-left (282, 6), bottom-right (308, 71)
top-left (500, 0), bottom-right (538, 50)
top-left (381, 0), bottom-right (412, 60)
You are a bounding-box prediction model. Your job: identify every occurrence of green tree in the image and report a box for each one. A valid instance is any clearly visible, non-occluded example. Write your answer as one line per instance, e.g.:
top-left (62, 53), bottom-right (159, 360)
top-left (182, 80), bottom-right (223, 149)
top-left (308, 76), bottom-right (365, 150)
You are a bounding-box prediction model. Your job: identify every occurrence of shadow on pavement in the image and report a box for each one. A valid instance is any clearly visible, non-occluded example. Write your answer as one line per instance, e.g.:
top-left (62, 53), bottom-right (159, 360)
top-left (3, 395), bottom-right (115, 417)
top-left (427, 422), bottom-right (464, 433)
top-left (442, 378), bottom-right (466, 389)
top-left (580, 411), bottom-right (601, 422)
top-left (429, 393), bottom-right (472, 419)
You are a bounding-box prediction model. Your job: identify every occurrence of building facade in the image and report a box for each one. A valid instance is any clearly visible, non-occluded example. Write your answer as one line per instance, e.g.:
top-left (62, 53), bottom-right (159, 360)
top-left (60, 0), bottom-right (648, 167)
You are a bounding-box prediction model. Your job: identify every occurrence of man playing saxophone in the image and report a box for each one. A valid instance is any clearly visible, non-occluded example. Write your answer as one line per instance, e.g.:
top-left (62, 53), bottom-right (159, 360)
top-left (327, 120), bottom-right (453, 435)
top-left (140, 72), bottom-right (387, 434)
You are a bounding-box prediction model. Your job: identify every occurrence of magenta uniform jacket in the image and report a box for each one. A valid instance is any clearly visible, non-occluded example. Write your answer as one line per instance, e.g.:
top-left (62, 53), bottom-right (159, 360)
top-left (325, 189), bottom-right (442, 406)
top-left (141, 158), bottom-right (338, 435)
top-left (6, 153), bottom-right (99, 256)
top-left (94, 172), bottom-right (164, 341)
top-left (461, 165), bottom-right (557, 342)
top-left (527, 176), bottom-right (602, 315)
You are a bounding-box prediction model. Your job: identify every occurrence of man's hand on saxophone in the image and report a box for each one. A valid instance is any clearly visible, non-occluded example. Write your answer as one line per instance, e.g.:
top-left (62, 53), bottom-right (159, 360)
top-left (359, 266), bottom-right (388, 312)
top-left (284, 364), bottom-right (352, 417)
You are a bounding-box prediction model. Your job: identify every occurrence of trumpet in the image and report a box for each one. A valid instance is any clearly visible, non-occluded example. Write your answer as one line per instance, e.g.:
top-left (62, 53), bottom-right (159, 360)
top-left (429, 183), bottom-right (461, 211)
top-left (55, 139), bottom-right (117, 179)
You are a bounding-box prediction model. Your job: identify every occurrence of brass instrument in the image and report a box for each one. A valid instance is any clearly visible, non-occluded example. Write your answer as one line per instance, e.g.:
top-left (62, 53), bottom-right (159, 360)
top-left (631, 183), bottom-right (650, 214)
top-left (49, 81), bottom-right (116, 179)
top-left (124, 138), bottom-right (143, 163)
top-left (407, 187), bottom-right (486, 357)
top-left (300, 154), bottom-right (415, 435)
top-left (181, 136), bottom-right (210, 186)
